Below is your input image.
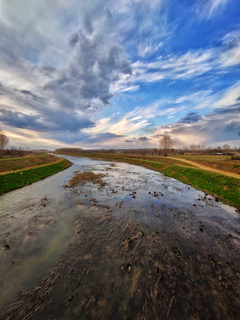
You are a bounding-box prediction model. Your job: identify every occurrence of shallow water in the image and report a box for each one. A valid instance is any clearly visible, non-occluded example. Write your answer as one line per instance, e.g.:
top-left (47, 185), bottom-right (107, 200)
top-left (0, 156), bottom-right (240, 319)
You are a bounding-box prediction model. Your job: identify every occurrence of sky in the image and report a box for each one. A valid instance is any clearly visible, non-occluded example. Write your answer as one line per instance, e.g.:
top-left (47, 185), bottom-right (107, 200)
top-left (0, 0), bottom-right (240, 150)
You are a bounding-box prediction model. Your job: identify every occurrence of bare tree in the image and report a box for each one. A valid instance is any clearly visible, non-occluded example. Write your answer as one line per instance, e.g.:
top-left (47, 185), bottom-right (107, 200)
top-left (0, 129), bottom-right (9, 150)
top-left (159, 135), bottom-right (174, 156)
top-left (190, 145), bottom-right (197, 151)
top-left (223, 144), bottom-right (230, 150)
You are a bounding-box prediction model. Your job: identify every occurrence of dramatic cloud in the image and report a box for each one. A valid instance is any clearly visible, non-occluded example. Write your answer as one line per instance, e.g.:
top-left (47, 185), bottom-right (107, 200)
top-left (83, 132), bottom-right (125, 144)
top-left (0, 108), bottom-right (94, 133)
top-left (0, 0), bottom-right (239, 148)
top-left (138, 136), bottom-right (151, 141)
top-left (45, 32), bottom-right (132, 106)
top-left (178, 112), bottom-right (202, 124)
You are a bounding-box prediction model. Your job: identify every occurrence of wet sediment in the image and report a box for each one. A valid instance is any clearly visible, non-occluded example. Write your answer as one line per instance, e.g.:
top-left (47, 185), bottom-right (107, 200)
top-left (1, 157), bottom-right (240, 319)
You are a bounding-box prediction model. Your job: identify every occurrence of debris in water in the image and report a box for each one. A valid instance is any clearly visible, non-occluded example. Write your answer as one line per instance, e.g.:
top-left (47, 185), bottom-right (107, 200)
top-left (63, 172), bottom-right (106, 188)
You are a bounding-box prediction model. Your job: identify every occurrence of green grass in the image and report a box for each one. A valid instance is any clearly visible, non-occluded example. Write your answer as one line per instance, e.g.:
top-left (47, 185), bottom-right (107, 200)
top-left (76, 153), bottom-right (240, 209)
top-left (0, 159), bottom-right (72, 194)
top-left (162, 166), bottom-right (240, 208)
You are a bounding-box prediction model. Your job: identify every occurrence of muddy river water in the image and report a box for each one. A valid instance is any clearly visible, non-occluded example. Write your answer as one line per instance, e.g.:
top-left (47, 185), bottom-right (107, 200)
top-left (0, 156), bottom-right (240, 319)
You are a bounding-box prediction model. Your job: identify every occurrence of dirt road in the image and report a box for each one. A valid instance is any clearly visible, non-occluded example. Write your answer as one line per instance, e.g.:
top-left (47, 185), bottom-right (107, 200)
top-left (168, 157), bottom-right (240, 179)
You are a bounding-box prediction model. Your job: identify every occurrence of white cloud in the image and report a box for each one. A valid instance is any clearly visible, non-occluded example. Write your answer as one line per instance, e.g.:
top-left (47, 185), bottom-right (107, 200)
top-left (138, 42), bottom-right (163, 57)
top-left (195, 0), bottom-right (229, 19)
top-left (131, 49), bottom-right (214, 82)
top-left (108, 109), bottom-right (152, 135)
top-left (127, 37), bottom-right (240, 84)
top-left (175, 90), bottom-right (212, 104)
top-left (214, 81), bottom-right (240, 107)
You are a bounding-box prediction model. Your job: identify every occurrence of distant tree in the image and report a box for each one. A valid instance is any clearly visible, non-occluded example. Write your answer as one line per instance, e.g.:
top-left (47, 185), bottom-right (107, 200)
top-left (0, 129), bottom-right (9, 150)
top-left (159, 135), bottom-right (174, 157)
top-left (190, 145), bottom-right (197, 151)
top-left (223, 144), bottom-right (230, 150)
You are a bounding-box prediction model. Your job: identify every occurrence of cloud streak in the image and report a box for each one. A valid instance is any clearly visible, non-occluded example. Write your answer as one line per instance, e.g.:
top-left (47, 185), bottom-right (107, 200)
top-left (195, 0), bottom-right (229, 19)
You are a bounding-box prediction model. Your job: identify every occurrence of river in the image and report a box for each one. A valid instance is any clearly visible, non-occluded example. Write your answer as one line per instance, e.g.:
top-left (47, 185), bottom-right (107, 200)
top-left (0, 155), bottom-right (239, 319)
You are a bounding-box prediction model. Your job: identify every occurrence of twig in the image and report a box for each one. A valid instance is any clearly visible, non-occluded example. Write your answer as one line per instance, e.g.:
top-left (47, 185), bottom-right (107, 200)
top-left (47, 268), bottom-right (74, 296)
top-left (0, 301), bottom-right (23, 317)
top-left (166, 296), bottom-right (175, 318)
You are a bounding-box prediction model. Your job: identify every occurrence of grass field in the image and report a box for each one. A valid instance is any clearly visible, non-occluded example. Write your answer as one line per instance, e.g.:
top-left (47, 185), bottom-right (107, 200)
top-left (0, 158), bottom-right (72, 194)
top-left (68, 153), bottom-right (240, 209)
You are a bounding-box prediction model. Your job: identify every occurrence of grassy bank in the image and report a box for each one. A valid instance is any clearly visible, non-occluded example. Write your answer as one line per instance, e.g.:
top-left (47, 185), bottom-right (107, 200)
top-left (0, 154), bottom-right (59, 173)
top-left (0, 159), bottom-right (72, 194)
top-left (74, 153), bottom-right (240, 209)
top-left (162, 165), bottom-right (240, 208)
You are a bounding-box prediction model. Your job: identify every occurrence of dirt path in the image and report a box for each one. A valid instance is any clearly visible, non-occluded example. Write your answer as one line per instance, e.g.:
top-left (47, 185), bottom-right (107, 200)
top-left (0, 158), bottom-right (64, 175)
top-left (168, 157), bottom-right (240, 179)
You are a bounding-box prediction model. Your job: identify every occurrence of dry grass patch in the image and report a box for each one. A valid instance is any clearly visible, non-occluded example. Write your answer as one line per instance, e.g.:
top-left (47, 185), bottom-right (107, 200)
top-left (64, 171), bottom-right (106, 188)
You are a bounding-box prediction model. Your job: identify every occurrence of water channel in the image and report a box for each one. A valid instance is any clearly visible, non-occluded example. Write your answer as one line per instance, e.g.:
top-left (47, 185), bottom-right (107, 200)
top-left (0, 156), bottom-right (239, 319)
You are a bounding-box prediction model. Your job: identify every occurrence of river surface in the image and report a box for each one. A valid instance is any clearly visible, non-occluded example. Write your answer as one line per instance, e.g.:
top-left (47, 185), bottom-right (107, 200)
top-left (0, 155), bottom-right (240, 319)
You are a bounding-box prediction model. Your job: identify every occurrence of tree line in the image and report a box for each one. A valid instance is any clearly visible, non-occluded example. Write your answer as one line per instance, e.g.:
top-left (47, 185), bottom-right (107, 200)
top-left (0, 129), bottom-right (31, 158)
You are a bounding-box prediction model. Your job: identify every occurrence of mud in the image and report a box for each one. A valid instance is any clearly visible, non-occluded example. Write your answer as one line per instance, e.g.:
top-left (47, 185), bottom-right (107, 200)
top-left (0, 156), bottom-right (240, 319)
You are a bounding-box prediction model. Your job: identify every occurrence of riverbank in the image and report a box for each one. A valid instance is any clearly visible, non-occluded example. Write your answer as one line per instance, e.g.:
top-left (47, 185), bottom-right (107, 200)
top-left (0, 154), bottom-right (59, 173)
top-left (0, 158), bottom-right (72, 194)
top-left (62, 153), bottom-right (240, 209)
top-left (1, 156), bottom-right (239, 320)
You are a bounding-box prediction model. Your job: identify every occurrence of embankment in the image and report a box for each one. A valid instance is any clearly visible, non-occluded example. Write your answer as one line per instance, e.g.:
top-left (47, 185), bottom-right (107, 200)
top-left (0, 157), bottom-right (72, 194)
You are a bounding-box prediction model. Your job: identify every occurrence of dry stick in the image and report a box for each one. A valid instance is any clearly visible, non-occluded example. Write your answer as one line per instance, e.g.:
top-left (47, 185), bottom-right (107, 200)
top-left (2, 301), bottom-right (23, 310)
top-left (166, 296), bottom-right (175, 318)
top-left (34, 304), bottom-right (44, 313)
top-left (10, 269), bottom-right (74, 320)
top-left (47, 268), bottom-right (74, 296)
top-left (8, 311), bottom-right (23, 320)
top-left (25, 311), bottom-right (36, 320)
top-left (14, 300), bottom-right (39, 320)
top-left (0, 301), bottom-right (23, 317)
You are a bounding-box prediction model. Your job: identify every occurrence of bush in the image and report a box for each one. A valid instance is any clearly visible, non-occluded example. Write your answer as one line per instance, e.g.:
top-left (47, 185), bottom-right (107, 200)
top-left (231, 153), bottom-right (240, 160)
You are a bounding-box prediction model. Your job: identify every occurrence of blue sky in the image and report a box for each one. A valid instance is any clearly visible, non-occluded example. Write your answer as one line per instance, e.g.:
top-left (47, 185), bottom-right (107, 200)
top-left (0, 0), bottom-right (240, 149)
